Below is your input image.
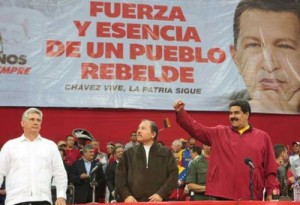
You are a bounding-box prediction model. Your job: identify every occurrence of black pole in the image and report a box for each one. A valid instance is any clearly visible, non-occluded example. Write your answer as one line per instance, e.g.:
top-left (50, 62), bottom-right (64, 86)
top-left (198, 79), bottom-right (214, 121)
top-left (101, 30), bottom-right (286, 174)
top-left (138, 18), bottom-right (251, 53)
top-left (90, 174), bottom-right (97, 203)
top-left (249, 166), bottom-right (255, 200)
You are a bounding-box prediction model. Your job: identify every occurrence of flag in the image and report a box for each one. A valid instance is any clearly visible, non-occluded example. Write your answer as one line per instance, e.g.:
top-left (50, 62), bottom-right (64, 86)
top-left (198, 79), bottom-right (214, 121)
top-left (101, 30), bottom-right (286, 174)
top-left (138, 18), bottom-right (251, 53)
top-left (163, 118), bottom-right (171, 128)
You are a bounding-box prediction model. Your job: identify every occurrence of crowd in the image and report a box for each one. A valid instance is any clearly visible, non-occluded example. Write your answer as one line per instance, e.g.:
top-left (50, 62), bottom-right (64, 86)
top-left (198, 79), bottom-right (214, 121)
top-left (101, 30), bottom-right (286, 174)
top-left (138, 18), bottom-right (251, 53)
top-left (50, 98), bottom-right (297, 203)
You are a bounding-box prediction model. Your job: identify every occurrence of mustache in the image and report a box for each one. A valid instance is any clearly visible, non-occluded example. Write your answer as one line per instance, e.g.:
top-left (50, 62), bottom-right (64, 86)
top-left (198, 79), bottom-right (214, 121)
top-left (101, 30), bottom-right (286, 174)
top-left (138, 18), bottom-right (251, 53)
top-left (230, 117), bottom-right (238, 122)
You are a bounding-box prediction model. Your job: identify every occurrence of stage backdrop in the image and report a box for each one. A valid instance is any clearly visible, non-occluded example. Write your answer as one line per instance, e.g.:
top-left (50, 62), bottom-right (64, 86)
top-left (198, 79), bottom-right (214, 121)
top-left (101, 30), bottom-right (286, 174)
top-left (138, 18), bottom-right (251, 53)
top-left (1, 0), bottom-right (298, 114)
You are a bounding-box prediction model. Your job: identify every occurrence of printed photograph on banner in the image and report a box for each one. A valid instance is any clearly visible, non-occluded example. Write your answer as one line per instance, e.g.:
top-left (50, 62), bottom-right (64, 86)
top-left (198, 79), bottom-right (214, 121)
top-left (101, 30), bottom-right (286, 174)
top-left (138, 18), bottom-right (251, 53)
top-left (229, 0), bottom-right (300, 114)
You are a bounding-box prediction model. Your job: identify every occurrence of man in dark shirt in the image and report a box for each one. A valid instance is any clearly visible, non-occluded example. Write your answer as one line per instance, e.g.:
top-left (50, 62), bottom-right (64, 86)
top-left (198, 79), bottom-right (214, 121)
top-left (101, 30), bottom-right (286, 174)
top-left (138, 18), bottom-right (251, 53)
top-left (115, 119), bottom-right (178, 202)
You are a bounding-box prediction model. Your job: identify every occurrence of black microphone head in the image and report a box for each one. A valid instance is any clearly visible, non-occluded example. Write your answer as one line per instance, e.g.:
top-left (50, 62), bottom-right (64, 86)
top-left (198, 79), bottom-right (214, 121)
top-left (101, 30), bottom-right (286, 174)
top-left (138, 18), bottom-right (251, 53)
top-left (244, 157), bottom-right (252, 165)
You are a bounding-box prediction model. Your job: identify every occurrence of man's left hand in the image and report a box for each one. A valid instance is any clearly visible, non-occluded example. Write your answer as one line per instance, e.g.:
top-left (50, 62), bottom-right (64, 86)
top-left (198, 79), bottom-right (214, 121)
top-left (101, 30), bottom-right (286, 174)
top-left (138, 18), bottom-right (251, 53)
top-left (148, 194), bottom-right (162, 202)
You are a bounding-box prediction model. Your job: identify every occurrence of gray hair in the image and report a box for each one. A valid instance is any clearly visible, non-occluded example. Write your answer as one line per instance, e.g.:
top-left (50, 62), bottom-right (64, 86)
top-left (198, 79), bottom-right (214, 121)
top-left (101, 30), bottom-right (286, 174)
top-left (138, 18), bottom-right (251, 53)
top-left (172, 139), bottom-right (183, 147)
top-left (22, 108), bottom-right (43, 121)
top-left (82, 144), bottom-right (93, 153)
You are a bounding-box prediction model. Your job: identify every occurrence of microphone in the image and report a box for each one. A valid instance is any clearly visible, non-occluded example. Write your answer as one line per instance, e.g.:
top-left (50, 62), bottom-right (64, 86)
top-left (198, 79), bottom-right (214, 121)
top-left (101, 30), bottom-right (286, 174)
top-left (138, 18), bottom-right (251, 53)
top-left (244, 157), bottom-right (255, 169)
top-left (90, 162), bottom-right (101, 175)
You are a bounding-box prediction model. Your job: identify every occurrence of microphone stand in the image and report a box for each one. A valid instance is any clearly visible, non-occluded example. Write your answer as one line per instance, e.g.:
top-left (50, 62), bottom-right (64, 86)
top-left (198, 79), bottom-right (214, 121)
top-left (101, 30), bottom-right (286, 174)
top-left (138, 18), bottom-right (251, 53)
top-left (89, 164), bottom-right (100, 203)
top-left (90, 173), bottom-right (97, 203)
top-left (248, 166), bottom-right (255, 200)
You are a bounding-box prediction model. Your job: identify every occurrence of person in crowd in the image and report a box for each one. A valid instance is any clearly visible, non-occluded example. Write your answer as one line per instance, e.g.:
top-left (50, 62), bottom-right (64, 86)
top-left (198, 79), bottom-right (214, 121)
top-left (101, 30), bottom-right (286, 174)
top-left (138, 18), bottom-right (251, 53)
top-left (180, 138), bottom-right (188, 149)
top-left (91, 140), bottom-right (108, 170)
top-left (90, 140), bottom-right (108, 203)
top-left (106, 142), bottom-right (115, 163)
top-left (0, 108), bottom-right (67, 205)
top-left (174, 99), bottom-right (278, 200)
top-left (172, 138), bottom-right (191, 170)
top-left (169, 152), bottom-right (188, 201)
top-left (69, 145), bottom-right (105, 204)
top-left (181, 137), bottom-right (196, 169)
top-left (171, 139), bottom-right (184, 166)
top-left (273, 144), bottom-right (295, 199)
top-left (115, 119), bottom-right (178, 202)
top-left (52, 148), bottom-right (72, 204)
top-left (114, 142), bottom-right (124, 148)
top-left (292, 158), bottom-right (300, 177)
top-left (171, 139), bottom-right (183, 153)
top-left (274, 144), bottom-right (290, 167)
top-left (58, 148), bottom-right (71, 182)
top-left (189, 146), bottom-right (202, 164)
top-left (57, 140), bottom-right (66, 150)
top-left (290, 142), bottom-right (300, 181)
top-left (65, 135), bottom-right (81, 166)
top-left (105, 145), bottom-right (124, 202)
top-left (180, 138), bottom-right (191, 170)
top-left (124, 131), bottom-right (139, 150)
top-left (186, 145), bottom-right (211, 200)
top-left (104, 142), bottom-right (123, 202)
top-left (182, 144), bottom-right (202, 200)
top-left (289, 141), bottom-right (300, 165)
top-left (188, 137), bottom-right (196, 150)
top-left (230, 0), bottom-right (300, 114)
top-left (201, 144), bottom-right (211, 162)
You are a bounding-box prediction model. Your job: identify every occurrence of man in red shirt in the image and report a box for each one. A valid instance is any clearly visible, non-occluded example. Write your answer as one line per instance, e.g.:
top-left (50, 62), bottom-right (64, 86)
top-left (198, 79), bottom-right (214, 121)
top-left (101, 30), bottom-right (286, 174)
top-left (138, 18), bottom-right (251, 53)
top-left (65, 135), bottom-right (81, 166)
top-left (273, 144), bottom-right (295, 199)
top-left (174, 99), bottom-right (278, 200)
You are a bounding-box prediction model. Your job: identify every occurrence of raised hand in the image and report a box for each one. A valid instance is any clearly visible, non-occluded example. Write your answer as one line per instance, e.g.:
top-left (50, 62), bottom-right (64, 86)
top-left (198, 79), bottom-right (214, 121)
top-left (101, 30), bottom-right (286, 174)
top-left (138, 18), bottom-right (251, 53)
top-left (173, 99), bottom-right (185, 112)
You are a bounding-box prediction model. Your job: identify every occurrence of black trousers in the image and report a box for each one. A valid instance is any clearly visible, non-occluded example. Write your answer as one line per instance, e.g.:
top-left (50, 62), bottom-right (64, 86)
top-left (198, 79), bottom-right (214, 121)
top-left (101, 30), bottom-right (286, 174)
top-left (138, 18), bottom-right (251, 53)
top-left (15, 201), bottom-right (51, 205)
